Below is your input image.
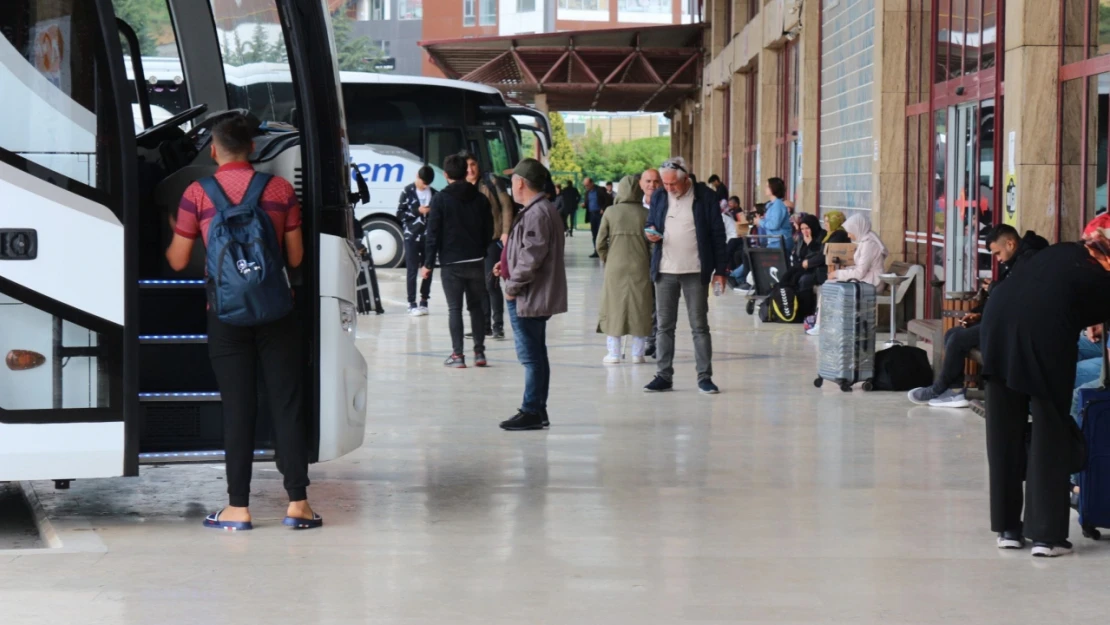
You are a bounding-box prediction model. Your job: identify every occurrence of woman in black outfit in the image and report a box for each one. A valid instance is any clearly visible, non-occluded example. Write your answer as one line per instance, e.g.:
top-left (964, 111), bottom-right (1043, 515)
top-left (980, 216), bottom-right (1110, 557)
top-left (782, 214), bottom-right (827, 292)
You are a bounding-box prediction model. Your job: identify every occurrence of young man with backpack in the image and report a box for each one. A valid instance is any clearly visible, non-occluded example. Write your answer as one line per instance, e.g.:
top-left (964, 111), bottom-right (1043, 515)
top-left (396, 165), bottom-right (437, 316)
top-left (165, 114), bottom-right (319, 531)
top-left (422, 154), bottom-right (495, 367)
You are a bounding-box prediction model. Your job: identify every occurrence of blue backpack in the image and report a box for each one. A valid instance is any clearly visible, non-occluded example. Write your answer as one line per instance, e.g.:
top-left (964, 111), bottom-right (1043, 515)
top-left (200, 173), bottom-right (293, 326)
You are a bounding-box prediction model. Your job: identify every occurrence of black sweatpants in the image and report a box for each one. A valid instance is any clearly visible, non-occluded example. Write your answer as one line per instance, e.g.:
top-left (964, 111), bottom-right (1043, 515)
top-left (589, 211), bottom-right (602, 251)
top-left (932, 325), bottom-right (981, 394)
top-left (986, 378), bottom-right (1079, 543)
top-left (404, 237), bottom-right (432, 306)
top-left (208, 310), bottom-right (308, 508)
top-left (441, 261), bottom-right (488, 355)
top-left (482, 241), bottom-right (504, 334)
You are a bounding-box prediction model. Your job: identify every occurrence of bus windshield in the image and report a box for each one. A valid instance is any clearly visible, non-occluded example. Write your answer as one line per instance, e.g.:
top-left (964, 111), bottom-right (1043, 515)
top-left (211, 0), bottom-right (296, 125)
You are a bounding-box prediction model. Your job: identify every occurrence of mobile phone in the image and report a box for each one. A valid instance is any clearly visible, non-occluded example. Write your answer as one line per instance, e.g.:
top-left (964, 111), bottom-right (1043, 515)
top-left (644, 227), bottom-right (662, 238)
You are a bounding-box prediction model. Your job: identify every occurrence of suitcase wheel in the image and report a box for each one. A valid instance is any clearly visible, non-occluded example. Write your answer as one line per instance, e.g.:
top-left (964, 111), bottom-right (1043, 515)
top-left (1082, 524), bottom-right (1102, 541)
top-left (862, 380), bottom-right (874, 392)
top-left (746, 300), bottom-right (755, 315)
top-left (839, 381), bottom-right (853, 393)
top-left (814, 377), bottom-right (824, 388)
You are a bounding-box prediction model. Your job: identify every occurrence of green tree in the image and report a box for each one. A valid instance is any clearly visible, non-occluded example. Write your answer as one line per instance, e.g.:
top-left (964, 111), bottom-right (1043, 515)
top-left (331, 10), bottom-right (386, 72)
top-left (112, 0), bottom-right (171, 55)
top-left (572, 133), bottom-right (670, 185)
top-left (547, 112), bottom-right (582, 183)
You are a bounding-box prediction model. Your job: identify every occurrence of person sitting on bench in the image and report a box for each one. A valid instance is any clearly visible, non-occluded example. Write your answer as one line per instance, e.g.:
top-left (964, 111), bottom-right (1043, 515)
top-left (907, 225), bottom-right (1048, 408)
top-left (781, 214), bottom-right (827, 292)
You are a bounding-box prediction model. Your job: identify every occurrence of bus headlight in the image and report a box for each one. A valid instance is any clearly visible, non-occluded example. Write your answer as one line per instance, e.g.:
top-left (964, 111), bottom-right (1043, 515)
top-left (339, 301), bottom-right (357, 335)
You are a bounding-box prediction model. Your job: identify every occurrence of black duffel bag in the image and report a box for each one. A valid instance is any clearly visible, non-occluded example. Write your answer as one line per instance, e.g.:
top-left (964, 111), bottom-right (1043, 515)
top-left (872, 345), bottom-right (933, 391)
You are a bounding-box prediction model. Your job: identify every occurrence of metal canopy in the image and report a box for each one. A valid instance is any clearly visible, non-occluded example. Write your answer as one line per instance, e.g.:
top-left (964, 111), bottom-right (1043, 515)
top-left (420, 24), bottom-right (705, 112)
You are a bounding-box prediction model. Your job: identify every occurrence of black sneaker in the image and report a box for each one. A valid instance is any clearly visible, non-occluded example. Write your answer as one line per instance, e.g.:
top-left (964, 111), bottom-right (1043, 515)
top-left (997, 530), bottom-right (1026, 549)
top-left (698, 379), bottom-right (720, 394)
top-left (474, 349), bottom-right (488, 367)
top-left (726, 276), bottom-right (739, 289)
top-left (589, 252), bottom-right (599, 258)
top-left (485, 328), bottom-right (494, 337)
top-left (643, 376), bottom-right (673, 392)
top-left (492, 329), bottom-right (505, 340)
top-left (500, 410), bottom-right (547, 431)
top-left (464, 332), bottom-right (474, 338)
top-left (644, 344), bottom-right (656, 358)
top-left (444, 353), bottom-right (467, 368)
top-left (1032, 540), bottom-right (1073, 557)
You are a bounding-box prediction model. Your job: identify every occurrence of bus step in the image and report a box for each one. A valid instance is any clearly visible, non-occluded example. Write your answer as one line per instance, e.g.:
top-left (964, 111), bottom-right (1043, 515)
top-left (138, 279), bottom-right (205, 288)
top-left (139, 391), bottom-right (220, 402)
top-left (139, 334), bottom-right (208, 344)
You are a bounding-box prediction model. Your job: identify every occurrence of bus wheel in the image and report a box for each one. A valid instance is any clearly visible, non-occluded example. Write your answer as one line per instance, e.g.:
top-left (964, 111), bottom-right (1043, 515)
top-left (360, 217), bottom-right (405, 269)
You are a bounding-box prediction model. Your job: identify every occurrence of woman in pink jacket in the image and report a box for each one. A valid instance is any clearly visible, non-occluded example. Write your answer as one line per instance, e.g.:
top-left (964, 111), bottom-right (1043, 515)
top-left (806, 213), bottom-right (888, 335)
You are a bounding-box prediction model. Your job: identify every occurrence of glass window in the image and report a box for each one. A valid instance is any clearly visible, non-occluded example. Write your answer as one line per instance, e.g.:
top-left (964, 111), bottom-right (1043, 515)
top-left (426, 128), bottom-right (464, 172)
top-left (933, 109), bottom-right (948, 281)
top-left (1098, 0), bottom-right (1110, 57)
top-left (480, 0), bottom-right (497, 25)
top-left (518, 0), bottom-right (537, 11)
top-left (945, 103), bottom-right (978, 292)
top-left (559, 0), bottom-right (607, 10)
top-left (0, 0), bottom-right (122, 199)
top-left (485, 130), bottom-right (511, 177)
top-left (981, 0), bottom-right (997, 70)
top-left (936, 0), bottom-right (951, 83)
top-left (398, 0), bottom-right (422, 20)
top-left (464, 0), bottom-right (476, 26)
top-left (212, 0), bottom-right (299, 124)
top-left (618, 0), bottom-right (670, 13)
top-left (964, 0), bottom-right (980, 76)
top-left (949, 0), bottom-right (964, 80)
top-left (113, 0), bottom-right (190, 128)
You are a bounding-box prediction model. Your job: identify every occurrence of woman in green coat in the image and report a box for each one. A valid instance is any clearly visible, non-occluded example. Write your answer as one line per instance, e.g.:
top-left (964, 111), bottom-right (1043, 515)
top-left (596, 175), bottom-right (654, 364)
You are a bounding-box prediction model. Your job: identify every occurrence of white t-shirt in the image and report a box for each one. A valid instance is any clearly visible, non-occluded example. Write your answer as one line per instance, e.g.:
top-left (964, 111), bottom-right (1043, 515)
top-left (660, 189), bottom-right (701, 275)
top-left (722, 213), bottom-right (737, 241)
top-left (415, 186), bottom-right (432, 208)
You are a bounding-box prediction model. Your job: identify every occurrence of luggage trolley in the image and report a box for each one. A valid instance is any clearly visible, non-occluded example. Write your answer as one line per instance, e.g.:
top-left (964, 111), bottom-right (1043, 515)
top-left (741, 235), bottom-right (789, 316)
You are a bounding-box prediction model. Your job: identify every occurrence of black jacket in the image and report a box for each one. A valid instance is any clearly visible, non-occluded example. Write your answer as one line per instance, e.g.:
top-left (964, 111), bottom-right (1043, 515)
top-left (423, 181), bottom-right (493, 268)
top-left (396, 183), bottom-right (436, 242)
top-left (559, 186), bottom-right (580, 216)
top-left (971, 230), bottom-right (1049, 315)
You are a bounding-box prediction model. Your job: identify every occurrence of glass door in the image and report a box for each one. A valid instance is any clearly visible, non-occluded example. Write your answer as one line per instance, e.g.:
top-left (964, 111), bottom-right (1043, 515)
top-left (945, 103), bottom-right (980, 294)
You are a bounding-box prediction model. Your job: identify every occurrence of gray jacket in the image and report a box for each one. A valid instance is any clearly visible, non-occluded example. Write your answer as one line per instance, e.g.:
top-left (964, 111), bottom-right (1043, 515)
top-left (504, 194), bottom-right (567, 318)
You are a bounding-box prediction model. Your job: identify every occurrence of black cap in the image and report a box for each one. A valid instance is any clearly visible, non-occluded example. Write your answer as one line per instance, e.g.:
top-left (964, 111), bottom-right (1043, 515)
top-left (512, 158), bottom-right (550, 188)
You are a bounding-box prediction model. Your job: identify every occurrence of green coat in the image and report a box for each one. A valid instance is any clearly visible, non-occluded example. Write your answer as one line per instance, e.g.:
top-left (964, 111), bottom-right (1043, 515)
top-left (596, 176), bottom-right (653, 337)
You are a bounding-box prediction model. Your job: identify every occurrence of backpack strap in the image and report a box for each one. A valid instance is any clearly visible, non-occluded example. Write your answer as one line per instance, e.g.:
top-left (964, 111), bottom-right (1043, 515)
top-left (197, 176), bottom-right (233, 212)
top-left (240, 172), bottom-right (273, 208)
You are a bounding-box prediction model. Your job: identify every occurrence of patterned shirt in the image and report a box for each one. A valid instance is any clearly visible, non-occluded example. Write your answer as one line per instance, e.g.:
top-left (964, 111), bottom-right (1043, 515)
top-left (175, 162), bottom-right (302, 247)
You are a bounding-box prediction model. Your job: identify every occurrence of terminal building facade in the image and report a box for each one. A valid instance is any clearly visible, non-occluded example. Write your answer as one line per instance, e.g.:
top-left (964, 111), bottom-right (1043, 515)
top-left (674, 0), bottom-right (1104, 306)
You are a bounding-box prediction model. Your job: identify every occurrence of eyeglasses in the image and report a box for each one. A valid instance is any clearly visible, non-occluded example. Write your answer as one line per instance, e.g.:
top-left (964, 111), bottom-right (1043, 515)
top-left (660, 161), bottom-right (688, 174)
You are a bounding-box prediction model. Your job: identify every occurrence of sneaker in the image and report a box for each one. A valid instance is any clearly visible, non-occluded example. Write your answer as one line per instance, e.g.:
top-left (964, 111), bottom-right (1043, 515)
top-left (644, 344), bottom-right (656, 358)
top-left (474, 349), bottom-right (487, 368)
top-left (603, 354), bottom-right (621, 365)
top-left (997, 530), bottom-right (1026, 549)
top-left (643, 376), bottom-right (673, 392)
top-left (499, 410), bottom-right (548, 431)
top-left (630, 356), bottom-right (646, 364)
top-left (803, 314), bottom-right (817, 331)
top-left (732, 283), bottom-right (752, 293)
top-left (805, 323), bottom-right (821, 336)
top-left (408, 305), bottom-right (422, 317)
top-left (589, 252), bottom-right (599, 258)
top-left (698, 379), bottom-right (720, 394)
top-left (464, 331), bottom-right (474, 338)
top-left (1032, 540), bottom-right (1074, 557)
top-left (492, 330), bottom-right (505, 340)
top-left (444, 353), bottom-right (467, 368)
top-left (929, 389), bottom-right (970, 409)
top-left (418, 302), bottom-right (429, 316)
top-left (907, 386), bottom-right (939, 405)
top-left (727, 276), bottom-right (740, 289)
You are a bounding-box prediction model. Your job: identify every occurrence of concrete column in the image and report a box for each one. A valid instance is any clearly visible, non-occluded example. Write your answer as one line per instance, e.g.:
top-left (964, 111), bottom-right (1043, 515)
top-left (871, 0), bottom-right (909, 259)
top-left (799, 0), bottom-right (819, 216)
top-left (1003, 0), bottom-right (1063, 240)
top-left (730, 70), bottom-right (750, 201)
top-left (709, 0), bottom-right (730, 58)
top-left (757, 48), bottom-right (782, 201)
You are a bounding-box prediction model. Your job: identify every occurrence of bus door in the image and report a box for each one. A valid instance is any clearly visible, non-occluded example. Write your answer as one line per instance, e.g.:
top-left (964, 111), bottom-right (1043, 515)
top-left (0, 0), bottom-right (139, 480)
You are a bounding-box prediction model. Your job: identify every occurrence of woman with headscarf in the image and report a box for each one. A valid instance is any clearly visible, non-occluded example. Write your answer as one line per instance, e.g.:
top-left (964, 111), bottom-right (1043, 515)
top-left (596, 175), bottom-right (653, 364)
top-left (976, 215), bottom-right (1110, 557)
top-left (805, 213), bottom-right (889, 336)
top-left (782, 214), bottom-right (827, 293)
top-left (822, 210), bottom-right (850, 244)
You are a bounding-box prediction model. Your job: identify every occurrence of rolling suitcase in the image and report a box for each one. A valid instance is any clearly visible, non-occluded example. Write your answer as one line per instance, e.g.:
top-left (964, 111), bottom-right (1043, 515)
top-left (813, 280), bottom-right (877, 392)
top-left (1077, 327), bottom-right (1108, 540)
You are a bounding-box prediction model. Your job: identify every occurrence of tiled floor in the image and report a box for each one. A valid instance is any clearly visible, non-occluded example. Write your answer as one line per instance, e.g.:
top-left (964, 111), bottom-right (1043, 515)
top-left (8, 235), bottom-right (1110, 624)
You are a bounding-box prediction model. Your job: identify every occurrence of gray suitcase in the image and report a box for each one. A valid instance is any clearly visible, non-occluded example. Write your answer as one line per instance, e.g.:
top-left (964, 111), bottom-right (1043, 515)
top-left (813, 281), bottom-right (877, 392)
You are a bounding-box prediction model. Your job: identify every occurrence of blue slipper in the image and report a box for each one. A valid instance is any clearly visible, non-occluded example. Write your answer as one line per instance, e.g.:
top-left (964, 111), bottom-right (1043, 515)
top-left (203, 510), bottom-right (253, 531)
top-left (282, 512), bottom-right (323, 530)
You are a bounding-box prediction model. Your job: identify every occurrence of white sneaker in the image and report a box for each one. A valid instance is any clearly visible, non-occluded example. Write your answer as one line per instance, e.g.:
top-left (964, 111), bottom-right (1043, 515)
top-left (928, 389), bottom-right (970, 409)
top-left (805, 323), bottom-right (820, 336)
top-left (1032, 540), bottom-right (1073, 557)
top-left (733, 284), bottom-right (751, 293)
top-left (417, 305), bottom-right (429, 316)
top-left (408, 306), bottom-right (422, 317)
top-left (630, 356), bottom-right (646, 364)
top-left (603, 355), bottom-right (621, 365)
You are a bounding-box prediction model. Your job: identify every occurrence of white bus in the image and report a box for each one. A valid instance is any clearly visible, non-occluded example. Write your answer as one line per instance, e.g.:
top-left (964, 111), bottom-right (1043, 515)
top-left (126, 61), bottom-right (551, 268)
top-left (1, 0), bottom-right (368, 483)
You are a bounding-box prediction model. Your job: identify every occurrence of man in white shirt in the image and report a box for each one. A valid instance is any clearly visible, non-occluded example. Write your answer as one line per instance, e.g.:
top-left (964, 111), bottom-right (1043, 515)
top-left (643, 157), bottom-right (728, 394)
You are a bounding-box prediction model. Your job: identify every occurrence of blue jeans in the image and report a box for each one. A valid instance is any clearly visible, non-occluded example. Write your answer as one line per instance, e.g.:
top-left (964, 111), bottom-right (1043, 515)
top-left (730, 264), bottom-right (749, 283)
top-left (507, 299), bottom-right (551, 414)
top-left (1077, 333), bottom-right (1103, 388)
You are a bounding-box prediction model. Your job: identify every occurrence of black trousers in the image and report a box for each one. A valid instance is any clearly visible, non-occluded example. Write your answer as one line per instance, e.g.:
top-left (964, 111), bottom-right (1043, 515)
top-left (207, 310), bottom-right (308, 507)
top-left (726, 238), bottom-right (746, 271)
top-left (441, 261), bottom-right (488, 355)
top-left (589, 211), bottom-right (602, 250)
top-left (933, 325), bottom-right (980, 394)
top-left (404, 237), bottom-right (432, 306)
top-left (986, 379), bottom-right (1078, 543)
top-left (482, 241), bottom-right (504, 333)
top-left (563, 211), bottom-right (575, 236)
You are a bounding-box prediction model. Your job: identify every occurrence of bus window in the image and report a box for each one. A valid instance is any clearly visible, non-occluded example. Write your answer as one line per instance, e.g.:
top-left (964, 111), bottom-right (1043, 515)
top-left (425, 128), bottom-right (464, 170)
top-left (485, 129), bottom-right (511, 177)
top-left (0, 0), bottom-right (123, 204)
top-left (113, 0), bottom-right (188, 129)
top-left (211, 0), bottom-right (295, 125)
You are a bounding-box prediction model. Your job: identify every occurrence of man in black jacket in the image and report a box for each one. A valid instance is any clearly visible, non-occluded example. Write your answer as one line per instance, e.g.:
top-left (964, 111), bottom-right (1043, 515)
top-left (908, 225), bottom-right (1049, 408)
top-left (422, 154), bottom-right (494, 368)
top-left (397, 165), bottom-right (436, 315)
top-left (559, 182), bottom-right (581, 237)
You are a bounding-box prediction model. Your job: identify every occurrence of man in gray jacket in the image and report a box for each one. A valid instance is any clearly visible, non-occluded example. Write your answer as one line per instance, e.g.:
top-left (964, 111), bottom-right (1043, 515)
top-left (495, 158), bottom-right (567, 431)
